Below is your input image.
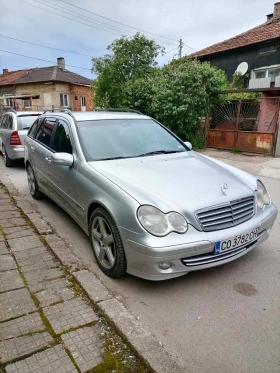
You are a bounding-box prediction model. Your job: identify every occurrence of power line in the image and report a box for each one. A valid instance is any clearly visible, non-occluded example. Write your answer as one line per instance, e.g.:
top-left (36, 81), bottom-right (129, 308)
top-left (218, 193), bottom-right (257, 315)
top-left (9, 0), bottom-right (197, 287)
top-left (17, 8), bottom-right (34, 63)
top-left (20, 0), bottom-right (136, 39)
top-left (58, 0), bottom-right (197, 52)
top-left (182, 45), bottom-right (196, 53)
top-left (59, 0), bottom-right (178, 43)
top-left (157, 46), bottom-right (178, 59)
top-left (0, 35), bottom-right (93, 58)
top-left (20, 0), bottom-right (175, 47)
top-left (44, 0), bottom-right (175, 46)
top-left (34, 0), bottom-right (144, 38)
top-left (0, 50), bottom-right (92, 71)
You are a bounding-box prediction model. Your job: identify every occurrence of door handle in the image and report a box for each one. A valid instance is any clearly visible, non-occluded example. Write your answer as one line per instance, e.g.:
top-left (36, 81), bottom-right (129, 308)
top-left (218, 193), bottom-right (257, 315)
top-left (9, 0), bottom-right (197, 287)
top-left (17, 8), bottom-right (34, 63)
top-left (30, 145), bottom-right (35, 152)
top-left (45, 156), bottom-right (52, 164)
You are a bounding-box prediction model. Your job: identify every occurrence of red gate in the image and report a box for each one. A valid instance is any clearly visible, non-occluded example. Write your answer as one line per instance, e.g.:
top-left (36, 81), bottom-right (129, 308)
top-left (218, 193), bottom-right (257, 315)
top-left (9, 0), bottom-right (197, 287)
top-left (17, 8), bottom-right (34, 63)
top-left (206, 98), bottom-right (280, 155)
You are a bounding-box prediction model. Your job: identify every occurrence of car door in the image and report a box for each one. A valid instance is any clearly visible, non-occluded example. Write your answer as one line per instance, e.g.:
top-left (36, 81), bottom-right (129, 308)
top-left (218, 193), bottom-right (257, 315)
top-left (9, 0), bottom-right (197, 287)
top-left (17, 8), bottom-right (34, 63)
top-left (44, 118), bottom-right (80, 220)
top-left (30, 116), bottom-right (56, 193)
top-left (0, 115), bottom-right (5, 148)
top-left (0, 114), bottom-right (13, 151)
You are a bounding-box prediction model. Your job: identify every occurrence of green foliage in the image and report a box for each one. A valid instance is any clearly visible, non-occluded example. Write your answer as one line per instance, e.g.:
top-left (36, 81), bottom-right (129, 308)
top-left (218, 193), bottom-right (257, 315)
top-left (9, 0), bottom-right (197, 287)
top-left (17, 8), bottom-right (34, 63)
top-left (92, 33), bottom-right (164, 107)
top-left (230, 147), bottom-right (240, 154)
top-left (230, 72), bottom-right (247, 89)
top-left (220, 72), bottom-right (261, 100)
top-left (123, 58), bottom-right (227, 144)
top-left (92, 35), bottom-right (228, 147)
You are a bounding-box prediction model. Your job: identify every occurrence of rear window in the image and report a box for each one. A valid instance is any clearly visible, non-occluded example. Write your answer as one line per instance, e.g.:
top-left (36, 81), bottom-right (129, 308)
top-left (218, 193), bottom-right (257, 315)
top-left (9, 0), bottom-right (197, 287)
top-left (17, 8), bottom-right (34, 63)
top-left (17, 115), bottom-right (40, 130)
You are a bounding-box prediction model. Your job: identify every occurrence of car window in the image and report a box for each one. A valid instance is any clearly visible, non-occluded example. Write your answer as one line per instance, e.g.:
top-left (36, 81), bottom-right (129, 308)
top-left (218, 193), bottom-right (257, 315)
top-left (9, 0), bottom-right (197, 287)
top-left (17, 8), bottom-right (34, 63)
top-left (28, 118), bottom-right (42, 138)
top-left (1, 115), bottom-right (13, 129)
top-left (35, 117), bottom-right (56, 147)
top-left (0, 115), bottom-right (5, 128)
top-left (17, 115), bottom-right (40, 130)
top-left (76, 119), bottom-right (186, 161)
top-left (52, 119), bottom-right (73, 154)
top-left (6, 115), bottom-right (13, 129)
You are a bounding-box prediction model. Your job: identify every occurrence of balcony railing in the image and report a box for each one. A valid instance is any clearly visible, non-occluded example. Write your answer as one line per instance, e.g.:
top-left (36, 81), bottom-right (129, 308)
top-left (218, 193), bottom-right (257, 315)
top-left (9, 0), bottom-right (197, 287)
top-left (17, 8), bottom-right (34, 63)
top-left (249, 77), bottom-right (271, 89)
top-left (275, 76), bottom-right (280, 88)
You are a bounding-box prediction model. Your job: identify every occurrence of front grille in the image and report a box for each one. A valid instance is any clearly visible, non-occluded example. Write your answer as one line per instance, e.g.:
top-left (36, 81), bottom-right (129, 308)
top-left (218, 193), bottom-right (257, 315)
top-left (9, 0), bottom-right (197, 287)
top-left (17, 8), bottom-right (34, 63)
top-left (196, 196), bottom-right (255, 232)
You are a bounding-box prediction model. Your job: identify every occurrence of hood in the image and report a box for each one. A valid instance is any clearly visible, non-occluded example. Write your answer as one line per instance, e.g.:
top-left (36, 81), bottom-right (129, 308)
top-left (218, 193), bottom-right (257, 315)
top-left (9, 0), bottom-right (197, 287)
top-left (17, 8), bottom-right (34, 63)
top-left (89, 152), bottom-right (255, 223)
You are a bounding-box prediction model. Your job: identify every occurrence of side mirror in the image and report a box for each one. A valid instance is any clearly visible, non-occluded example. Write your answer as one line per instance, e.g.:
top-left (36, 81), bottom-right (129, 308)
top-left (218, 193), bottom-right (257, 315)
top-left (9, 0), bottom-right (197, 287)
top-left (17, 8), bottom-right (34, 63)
top-left (184, 141), bottom-right (192, 150)
top-left (51, 153), bottom-right (74, 167)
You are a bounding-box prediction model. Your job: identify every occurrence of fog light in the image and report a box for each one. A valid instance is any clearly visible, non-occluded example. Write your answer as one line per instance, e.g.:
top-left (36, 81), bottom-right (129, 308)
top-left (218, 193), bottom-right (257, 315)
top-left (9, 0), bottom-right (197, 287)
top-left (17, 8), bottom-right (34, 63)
top-left (158, 261), bottom-right (172, 270)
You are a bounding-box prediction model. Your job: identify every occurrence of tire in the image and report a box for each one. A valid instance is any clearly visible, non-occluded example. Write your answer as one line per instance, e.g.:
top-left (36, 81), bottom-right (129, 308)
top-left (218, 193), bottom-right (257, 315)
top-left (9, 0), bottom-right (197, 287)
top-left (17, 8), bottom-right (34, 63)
top-left (26, 164), bottom-right (42, 200)
top-left (89, 207), bottom-right (127, 278)
top-left (2, 145), bottom-right (14, 167)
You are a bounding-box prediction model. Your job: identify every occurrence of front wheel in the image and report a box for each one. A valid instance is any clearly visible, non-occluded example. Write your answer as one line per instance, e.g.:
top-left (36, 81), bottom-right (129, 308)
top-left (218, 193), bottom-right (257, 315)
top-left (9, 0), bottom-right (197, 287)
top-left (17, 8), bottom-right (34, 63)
top-left (27, 164), bottom-right (42, 199)
top-left (89, 207), bottom-right (127, 278)
top-left (2, 145), bottom-right (14, 167)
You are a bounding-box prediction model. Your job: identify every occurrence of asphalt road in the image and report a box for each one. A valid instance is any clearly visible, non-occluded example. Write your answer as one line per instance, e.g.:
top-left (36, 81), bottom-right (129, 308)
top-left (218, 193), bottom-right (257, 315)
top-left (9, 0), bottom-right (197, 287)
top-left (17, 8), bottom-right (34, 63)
top-left (1, 156), bottom-right (279, 373)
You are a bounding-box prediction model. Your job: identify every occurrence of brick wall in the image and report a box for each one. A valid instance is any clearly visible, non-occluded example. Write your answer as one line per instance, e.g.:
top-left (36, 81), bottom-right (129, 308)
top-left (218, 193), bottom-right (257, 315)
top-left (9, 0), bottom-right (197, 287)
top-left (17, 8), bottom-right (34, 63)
top-left (70, 85), bottom-right (93, 111)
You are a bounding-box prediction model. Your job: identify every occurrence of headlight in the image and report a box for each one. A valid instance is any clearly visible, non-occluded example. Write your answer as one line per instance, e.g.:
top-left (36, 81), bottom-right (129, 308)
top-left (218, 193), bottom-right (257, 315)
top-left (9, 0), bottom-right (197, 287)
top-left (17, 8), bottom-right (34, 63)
top-left (137, 205), bottom-right (188, 236)
top-left (255, 180), bottom-right (270, 209)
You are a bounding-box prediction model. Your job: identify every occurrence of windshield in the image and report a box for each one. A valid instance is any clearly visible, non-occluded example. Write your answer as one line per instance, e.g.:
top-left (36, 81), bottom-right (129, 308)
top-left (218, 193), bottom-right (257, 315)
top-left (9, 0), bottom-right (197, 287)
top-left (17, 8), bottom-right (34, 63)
top-left (76, 119), bottom-right (187, 161)
top-left (17, 115), bottom-right (40, 130)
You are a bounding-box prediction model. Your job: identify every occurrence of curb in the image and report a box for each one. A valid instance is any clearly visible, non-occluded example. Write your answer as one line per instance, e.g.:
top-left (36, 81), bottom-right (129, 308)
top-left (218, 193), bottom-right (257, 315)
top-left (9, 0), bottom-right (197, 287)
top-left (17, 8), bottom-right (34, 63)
top-left (0, 170), bottom-right (186, 373)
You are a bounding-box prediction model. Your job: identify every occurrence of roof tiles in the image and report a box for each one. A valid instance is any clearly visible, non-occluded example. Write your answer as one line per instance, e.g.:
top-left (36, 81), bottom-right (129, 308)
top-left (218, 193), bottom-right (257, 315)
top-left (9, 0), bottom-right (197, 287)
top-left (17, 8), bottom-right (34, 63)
top-left (0, 66), bottom-right (91, 86)
top-left (190, 18), bottom-right (280, 58)
top-left (0, 69), bottom-right (31, 86)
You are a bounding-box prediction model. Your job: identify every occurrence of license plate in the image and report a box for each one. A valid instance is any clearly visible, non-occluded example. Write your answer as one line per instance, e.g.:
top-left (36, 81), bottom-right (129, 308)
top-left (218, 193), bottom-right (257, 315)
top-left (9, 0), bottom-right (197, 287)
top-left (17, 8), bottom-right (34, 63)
top-left (215, 227), bottom-right (259, 255)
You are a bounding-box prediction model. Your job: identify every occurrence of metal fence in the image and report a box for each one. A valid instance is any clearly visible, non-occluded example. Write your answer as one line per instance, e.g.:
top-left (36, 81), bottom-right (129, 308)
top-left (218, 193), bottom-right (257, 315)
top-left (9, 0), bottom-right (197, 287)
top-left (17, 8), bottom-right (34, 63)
top-left (206, 97), bottom-right (280, 155)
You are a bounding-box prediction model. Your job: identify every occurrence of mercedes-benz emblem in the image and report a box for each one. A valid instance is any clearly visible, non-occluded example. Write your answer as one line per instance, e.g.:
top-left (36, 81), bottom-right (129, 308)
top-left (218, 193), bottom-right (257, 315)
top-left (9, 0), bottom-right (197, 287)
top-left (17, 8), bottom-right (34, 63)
top-left (221, 183), bottom-right (228, 196)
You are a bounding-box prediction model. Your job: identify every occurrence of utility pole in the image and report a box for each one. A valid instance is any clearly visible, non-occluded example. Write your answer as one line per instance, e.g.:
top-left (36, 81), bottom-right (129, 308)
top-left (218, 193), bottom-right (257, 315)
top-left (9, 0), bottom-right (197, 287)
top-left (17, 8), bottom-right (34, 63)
top-left (179, 38), bottom-right (183, 58)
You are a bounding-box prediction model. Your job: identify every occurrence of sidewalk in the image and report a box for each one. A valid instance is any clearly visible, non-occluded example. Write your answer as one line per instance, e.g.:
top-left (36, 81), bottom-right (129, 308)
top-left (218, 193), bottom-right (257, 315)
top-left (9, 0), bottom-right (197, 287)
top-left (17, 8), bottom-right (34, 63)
top-left (199, 148), bottom-right (280, 180)
top-left (0, 185), bottom-right (151, 373)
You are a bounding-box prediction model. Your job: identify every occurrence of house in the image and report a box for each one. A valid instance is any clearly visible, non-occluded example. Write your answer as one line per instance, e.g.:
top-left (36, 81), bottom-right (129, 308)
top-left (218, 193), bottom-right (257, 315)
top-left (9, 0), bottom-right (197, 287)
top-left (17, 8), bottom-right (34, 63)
top-left (0, 58), bottom-right (93, 111)
top-left (189, 3), bottom-right (280, 157)
top-left (189, 2), bottom-right (280, 91)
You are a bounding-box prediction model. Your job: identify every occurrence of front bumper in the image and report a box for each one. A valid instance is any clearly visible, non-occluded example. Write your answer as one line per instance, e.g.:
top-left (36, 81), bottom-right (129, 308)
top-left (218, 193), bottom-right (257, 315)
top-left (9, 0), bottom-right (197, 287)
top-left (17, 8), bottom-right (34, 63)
top-left (121, 203), bottom-right (278, 281)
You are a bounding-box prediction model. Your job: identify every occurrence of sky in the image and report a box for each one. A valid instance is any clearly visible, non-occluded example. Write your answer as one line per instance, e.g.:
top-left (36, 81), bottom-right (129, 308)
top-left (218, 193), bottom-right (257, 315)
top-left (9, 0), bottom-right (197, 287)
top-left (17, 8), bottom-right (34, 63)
top-left (0, 0), bottom-right (277, 80)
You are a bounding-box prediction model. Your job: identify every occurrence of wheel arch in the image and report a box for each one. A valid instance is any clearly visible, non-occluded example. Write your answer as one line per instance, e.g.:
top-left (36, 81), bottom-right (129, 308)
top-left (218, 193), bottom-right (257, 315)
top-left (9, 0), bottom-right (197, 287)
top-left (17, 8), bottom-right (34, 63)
top-left (87, 201), bottom-right (118, 233)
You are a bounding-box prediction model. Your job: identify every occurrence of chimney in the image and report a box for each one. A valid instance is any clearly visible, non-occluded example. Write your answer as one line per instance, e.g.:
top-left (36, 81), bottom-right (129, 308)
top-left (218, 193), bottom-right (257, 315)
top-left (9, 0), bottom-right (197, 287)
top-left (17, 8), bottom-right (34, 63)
top-left (3, 69), bottom-right (8, 75)
top-left (266, 13), bottom-right (273, 21)
top-left (57, 57), bottom-right (65, 70)
top-left (274, 2), bottom-right (280, 19)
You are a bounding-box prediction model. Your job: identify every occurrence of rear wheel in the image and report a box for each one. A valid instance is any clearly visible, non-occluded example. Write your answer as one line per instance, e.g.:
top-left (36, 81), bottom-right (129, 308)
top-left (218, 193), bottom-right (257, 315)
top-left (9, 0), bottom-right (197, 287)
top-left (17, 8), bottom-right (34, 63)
top-left (27, 164), bottom-right (42, 199)
top-left (89, 207), bottom-right (127, 278)
top-left (2, 145), bottom-right (14, 167)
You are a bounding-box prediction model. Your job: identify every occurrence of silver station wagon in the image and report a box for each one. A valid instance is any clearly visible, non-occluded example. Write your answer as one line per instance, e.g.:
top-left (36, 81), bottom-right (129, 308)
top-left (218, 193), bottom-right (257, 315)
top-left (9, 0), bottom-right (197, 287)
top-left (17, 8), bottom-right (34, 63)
top-left (0, 110), bottom-right (42, 167)
top-left (24, 109), bottom-right (278, 280)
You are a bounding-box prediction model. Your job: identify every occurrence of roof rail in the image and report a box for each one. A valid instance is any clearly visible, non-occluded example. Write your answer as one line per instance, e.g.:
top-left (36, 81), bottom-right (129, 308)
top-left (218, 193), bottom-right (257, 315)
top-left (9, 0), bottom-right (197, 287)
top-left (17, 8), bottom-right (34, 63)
top-left (94, 108), bottom-right (143, 115)
top-left (42, 108), bottom-right (74, 117)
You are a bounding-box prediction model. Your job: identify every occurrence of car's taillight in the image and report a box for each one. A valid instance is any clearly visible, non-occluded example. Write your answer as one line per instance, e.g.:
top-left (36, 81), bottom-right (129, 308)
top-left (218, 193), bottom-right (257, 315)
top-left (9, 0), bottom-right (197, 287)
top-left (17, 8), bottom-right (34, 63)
top-left (10, 131), bottom-right (22, 146)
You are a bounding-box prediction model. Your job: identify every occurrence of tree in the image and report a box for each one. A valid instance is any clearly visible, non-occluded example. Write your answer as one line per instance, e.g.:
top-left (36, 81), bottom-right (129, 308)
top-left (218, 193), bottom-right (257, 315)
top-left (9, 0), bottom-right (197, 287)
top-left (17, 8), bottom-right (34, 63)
top-left (123, 58), bottom-right (227, 146)
top-left (92, 33), bottom-right (164, 107)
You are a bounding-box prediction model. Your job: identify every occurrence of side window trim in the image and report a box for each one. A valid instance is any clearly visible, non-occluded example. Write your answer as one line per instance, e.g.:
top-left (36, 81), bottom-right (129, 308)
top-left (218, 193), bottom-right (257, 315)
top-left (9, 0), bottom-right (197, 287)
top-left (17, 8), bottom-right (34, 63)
top-left (28, 117), bottom-right (43, 138)
top-left (51, 118), bottom-right (73, 154)
top-left (33, 117), bottom-right (57, 152)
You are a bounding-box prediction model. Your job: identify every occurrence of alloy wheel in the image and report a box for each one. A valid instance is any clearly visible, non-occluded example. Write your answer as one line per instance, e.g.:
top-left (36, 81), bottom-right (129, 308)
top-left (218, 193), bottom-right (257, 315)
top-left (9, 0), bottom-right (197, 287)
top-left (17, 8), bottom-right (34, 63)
top-left (91, 216), bottom-right (116, 270)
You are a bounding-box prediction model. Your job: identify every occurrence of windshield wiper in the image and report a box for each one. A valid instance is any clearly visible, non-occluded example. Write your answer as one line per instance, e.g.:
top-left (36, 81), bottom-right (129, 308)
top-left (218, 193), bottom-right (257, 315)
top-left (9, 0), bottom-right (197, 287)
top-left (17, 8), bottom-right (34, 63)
top-left (97, 156), bottom-right (130, 161)
top-left (136, 150), bottom-right (184, 157)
